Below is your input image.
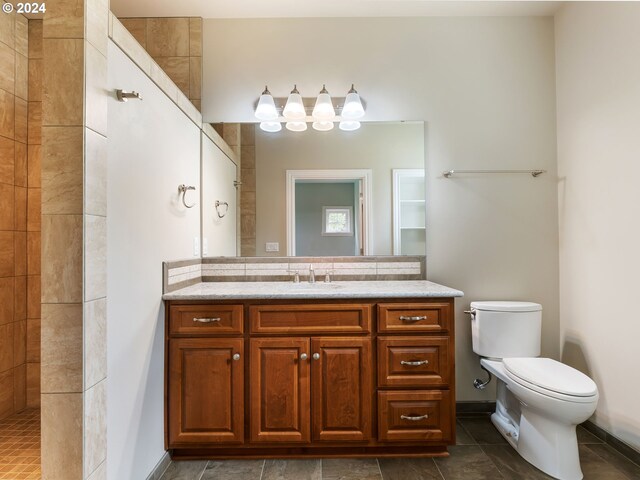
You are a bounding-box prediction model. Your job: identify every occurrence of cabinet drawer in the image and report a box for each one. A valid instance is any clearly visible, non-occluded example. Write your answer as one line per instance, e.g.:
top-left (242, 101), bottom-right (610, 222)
top-left (169, 305), bottom-right (243, 335)
top-left (378, 303), bottom-right (450, 333)
top-left (249, 304), bottom-right (371, 334)
top-left (378, 390), bottom-right (452, 443)
top-left (378, 337), bottom-right (450, 387)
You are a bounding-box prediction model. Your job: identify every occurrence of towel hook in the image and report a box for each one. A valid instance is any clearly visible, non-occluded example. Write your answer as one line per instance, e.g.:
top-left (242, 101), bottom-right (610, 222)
top-left (178, 184), bottom-right (196, 208)
top-left (215, 200), bottom-right (229, 218)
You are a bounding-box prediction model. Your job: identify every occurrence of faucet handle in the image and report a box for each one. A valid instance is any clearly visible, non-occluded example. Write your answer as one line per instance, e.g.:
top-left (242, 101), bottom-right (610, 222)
top-left (287, 270), bottom-right (300, 283)
top-left (324, 270), bottom-right (334, 283)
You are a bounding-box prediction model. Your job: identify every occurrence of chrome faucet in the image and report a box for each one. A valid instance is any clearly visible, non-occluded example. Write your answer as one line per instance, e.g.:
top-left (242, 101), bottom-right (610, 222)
top-left (308, 265), bottom-right (316, 283)
top-left (288, 270), bottom-right (300, 283)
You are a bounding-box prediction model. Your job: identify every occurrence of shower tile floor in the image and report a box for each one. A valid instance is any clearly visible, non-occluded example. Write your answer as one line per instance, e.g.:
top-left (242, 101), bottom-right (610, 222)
top-left (0, 409), bottom-right (40, 480)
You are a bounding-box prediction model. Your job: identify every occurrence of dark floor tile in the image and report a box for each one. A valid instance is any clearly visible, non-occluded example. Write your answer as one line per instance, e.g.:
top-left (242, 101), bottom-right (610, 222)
top-left (585, 444), bottom-right (640, 479)
top-left (481, 445), bottom-right (554, 480)
top-left (455, 420), bottom-right (477, 445)
top-left (458, 417), bottom-right (508, 445)
top-left (434, 445), bottom-right (504, 480)
top-left (262, 459), bottom-right (321, 480)
top-left (378, 458), bottom-right (442, 480)
top-left (579, 445), bottom-right (629, 479)
top-left (578, 425), bottom-right (606, 444)
top-left (322, 458), bottom-right (382, 480)
top-left (201, 459), bottom-right (264, 480)
top-left (159, 461), bottom-right (207, 480)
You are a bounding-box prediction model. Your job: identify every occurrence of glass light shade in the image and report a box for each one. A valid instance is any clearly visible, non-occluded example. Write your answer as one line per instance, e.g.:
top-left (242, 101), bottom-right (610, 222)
top-left (341, 92), bottom-right (365, 119)
top-left (312, 121), bottom-right (334, 132)
top-left (312, 85), bottom-right (335, 121)
top-left (286, 121), bottom-right (307, 132)
top-left (339, 120), bottom-right (361, 131)
top-left (283, 86), bottom-right (306, 120)
top-left (255, 87), bottom-right (278, 121)
top-left (260, 121), bottom-right (282, 133)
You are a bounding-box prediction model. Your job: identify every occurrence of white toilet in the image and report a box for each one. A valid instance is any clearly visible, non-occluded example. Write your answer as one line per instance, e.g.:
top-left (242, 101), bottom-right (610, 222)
top-left (469, 301), bottom-right (598, 480)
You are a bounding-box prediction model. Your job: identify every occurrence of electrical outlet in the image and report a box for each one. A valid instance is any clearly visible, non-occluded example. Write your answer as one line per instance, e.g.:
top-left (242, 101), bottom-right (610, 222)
top-left (193, 237), bottom-right (200, 256)
top-left (202, 238), bottom-right (209, 256)
top-left (265, 242), bottom-right (279, 252)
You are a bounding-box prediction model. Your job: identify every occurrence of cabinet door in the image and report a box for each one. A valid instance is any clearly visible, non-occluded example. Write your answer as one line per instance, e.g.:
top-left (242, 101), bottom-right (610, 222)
top-left (168, 338), bottom-right (243, 445)
top-left (250, 338), bottom-right (311, 443)
top-left (311, 337), bottom-right (372, 442)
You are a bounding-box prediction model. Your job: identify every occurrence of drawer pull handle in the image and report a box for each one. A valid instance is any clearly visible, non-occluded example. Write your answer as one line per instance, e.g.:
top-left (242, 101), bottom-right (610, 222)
top-left (232, 353), bottom-right (241, 361)
top-left (193, 317), bottom-right (221, 323)
top-left (401, 414), bottom-right (429, 421)
top-left (399, 315), bottom-right (427, 322)
top-left (401, 360), bottom-right (429, 366)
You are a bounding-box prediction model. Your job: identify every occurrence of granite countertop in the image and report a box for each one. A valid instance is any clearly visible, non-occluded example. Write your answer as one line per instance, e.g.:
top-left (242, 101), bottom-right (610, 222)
top-left (163, 280), bottom-right (464, 300)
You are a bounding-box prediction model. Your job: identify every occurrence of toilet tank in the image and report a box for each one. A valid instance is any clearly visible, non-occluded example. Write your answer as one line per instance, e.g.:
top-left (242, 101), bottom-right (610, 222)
top-left (470, 301), bottom-right (542, 359)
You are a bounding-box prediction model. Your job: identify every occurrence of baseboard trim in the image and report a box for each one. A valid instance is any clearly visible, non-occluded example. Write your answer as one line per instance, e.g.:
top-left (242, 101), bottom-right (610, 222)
top-left (582, 421), bottom-right (640, 467)
top-left (146, 452), bottom-right (172, 480)
top-left (456, 401), bottom-right (496, 414)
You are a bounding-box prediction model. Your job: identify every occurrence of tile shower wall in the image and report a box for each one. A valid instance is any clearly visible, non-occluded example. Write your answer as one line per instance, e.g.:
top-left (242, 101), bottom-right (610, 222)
top-left (0, 4), bottom-right (30, 420)
top-left (119, 17), bottom-right (202, 111)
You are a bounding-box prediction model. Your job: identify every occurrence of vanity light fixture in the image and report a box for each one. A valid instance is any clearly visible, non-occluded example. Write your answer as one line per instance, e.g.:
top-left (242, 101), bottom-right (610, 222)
top-left (260, 121), bottom-right (282, 133)
top-left (311, 85), bottom-right (336, 121)
top-left (255, 86), bottom-right (278, 121)
top-left (312, 121), bottom-right (334, 132)
top-left (339, 120), bottom-right (361, 131)
top-left (283, 85), bottom-right (306, 120)
top-left (341, 84), bottom-right (365, 120)
top-left (286, 121), bottom-right (308, 132)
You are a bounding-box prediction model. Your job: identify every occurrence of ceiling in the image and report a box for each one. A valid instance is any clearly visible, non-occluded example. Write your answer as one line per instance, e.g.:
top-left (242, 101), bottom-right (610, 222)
top-left (109, 0), bottom-right (563, 19)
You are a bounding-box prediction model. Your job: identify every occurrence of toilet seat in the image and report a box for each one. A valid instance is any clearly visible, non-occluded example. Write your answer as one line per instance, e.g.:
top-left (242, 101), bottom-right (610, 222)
top-left (504, 357), bottom-right (598, 402)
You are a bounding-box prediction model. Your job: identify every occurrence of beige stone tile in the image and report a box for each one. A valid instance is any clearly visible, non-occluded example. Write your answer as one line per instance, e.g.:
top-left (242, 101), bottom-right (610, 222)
top-left (14, 230), bottom-right (27, 276)
top-left (28, 58), bottom-right (42, 102)
top-left (41, 392), bottom-right (82, 479)
top-left (241, 214), bottom-right (256, 238)
top-left (85, 215), bottom-right (106, 302)
top-left (189, 56), bottom-right (201, 100)
top-left (15, 52), bottom-right (28, 101)
top-left (41, 215), bottom-right (82, 303)
top-left (27, 101), bottom-right (41, 145)
top-left (241, 168), bottom-right (256, 192)
top-left (84, 379), bottom-right (107, 477)
top-left (26, 274), bottom-right (40, 319)
top-left (241, 190), bottom-right (256, 216)
top-left (27, 144), bottom-right (40, 187)
top-left (26, 231), bottom-right (40, 275)
top-left (189, 17), bottom-right (202, 56)
top-left (86, 0), bottom-right (109, 56)
top-left (223, 123), bottom-right (240, 146)
top-left (41, 303), bottom-right (82, 392)
top-left (13, 362), bottom-right (26, 411)
top-left (147, 18), bottom-right (189, 57)
top-left (0, 231), bottom-right (15, 277)
top-left (43, 39), bottom-right (83, 126)
top-left (15, 14), bottom-right (28, 57)
top-left (241, 123), bottom-right (256, 146)
top-left (241, 145), bottom-right (255, 169)
top-left (84, 298), bottom-right (106, 389)
top-left (15, 96), bottom-right (27, 142)
top-left (0, 182), bottom-right (14, 230)
top-left (85, 42), bottom-right (107, 136)
top-left (0, 89), bottom-right (15, 139)
top-left (14, 141), bottom-right (27, 187)
top-left (177, 91), bottom-right (202, 125)
top-left (26, 362), bottom-right (40, 407)
top-left (0, 135), bottom-right (14, 184)
top-left (0, 41), bottom-right (15, 94)
top-left (26, 317), bottom-right (40, 362)
top-left (120, 18), bottom-right (147, 49)
top-left (14, 274), bottom-right (26, 321)
top-left (0, 277), bottom-right (13, 325)
top-left (154, 56), bottom-right (189, 96)
top-left (190, 98), bottom-right (201, 111)
top-left (13, 319), bottom-right (26, 366)
top-left (26, 187), bottom-right (40, 231)
top-left (149, 60), bottom-right (179, 103)
top-left (111, 17), bottom-right (151, 76)
top-left (0, 369), bottom-right (13, 418)
top-left (0, 322), bottom-right (13, 372)
top-left (0, 5), bottom-right (14, 48)
top-left (42, 0), bottom-right (84, 39)
top-left (85, 128), bottom-right (107, 217)
top-left (28, 20), bottom-right (43, 59)
top-left (42, 126), bottom-right (83, 214)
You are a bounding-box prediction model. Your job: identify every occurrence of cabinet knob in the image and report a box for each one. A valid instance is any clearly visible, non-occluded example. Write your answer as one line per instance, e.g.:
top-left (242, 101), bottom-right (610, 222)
top-left (300, 353), bottom-right (308, 360)
top-left (313, 353), bottom-right (320, 360)
top-left (232, 353), bottom-right (241, 361)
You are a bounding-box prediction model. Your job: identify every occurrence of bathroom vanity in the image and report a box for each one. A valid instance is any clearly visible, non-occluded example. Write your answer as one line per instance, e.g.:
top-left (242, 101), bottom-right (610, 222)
top-left (163, 280), bottom-right (463, 459)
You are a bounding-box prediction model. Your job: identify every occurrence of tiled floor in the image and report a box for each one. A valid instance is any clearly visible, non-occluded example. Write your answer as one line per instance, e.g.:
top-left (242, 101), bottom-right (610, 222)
top-left (0, 409), bottom-right (41, 480)
top-left (159, 415), bottom-right (640, 480)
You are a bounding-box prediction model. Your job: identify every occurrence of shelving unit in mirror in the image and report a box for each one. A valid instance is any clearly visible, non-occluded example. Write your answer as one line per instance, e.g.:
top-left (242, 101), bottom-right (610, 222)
top-left (393, 169), bottom-right (426, 255)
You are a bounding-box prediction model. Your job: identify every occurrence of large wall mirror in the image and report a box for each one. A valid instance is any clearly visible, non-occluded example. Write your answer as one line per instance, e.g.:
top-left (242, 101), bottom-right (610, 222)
top-left (202, 121), bottom-right (425, 257)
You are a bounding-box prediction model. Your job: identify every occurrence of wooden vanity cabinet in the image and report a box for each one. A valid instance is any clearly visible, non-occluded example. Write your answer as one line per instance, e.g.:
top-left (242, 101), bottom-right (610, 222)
top-left (165, 298), bottom-right (455, 458)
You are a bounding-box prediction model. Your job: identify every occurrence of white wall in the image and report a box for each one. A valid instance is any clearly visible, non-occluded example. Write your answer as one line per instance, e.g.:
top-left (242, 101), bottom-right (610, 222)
top-left (107, 41), bottom-right (201, 479)
top-left (555, 3), bottom-right (640, 451)
top-left (203, 17), bottom-right (559, 400)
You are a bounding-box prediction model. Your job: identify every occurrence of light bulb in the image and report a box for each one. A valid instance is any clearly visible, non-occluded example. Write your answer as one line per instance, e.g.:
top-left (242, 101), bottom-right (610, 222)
top-left (286, 121), bottom-right (307, 132)
top-left (283, 85), bottom-right (306, 120)
top-left (255, 86), bottom-right (278, 121)
top-left (312, 121), bottom-right (334, 132)
top-left (341, 84), bottom-right (365, 120)
top-left (260, 121), bottom-right (282, 133)
top-left (312, 85), bottom-right (335, 121)
top-left (339, 120), bottom-right (361, 131)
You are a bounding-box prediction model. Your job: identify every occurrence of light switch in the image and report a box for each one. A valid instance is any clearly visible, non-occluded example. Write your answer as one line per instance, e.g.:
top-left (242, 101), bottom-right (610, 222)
top-left (193, 237), bottom-right (200, 256)
top-left (266, 242), bottom-right (279, 252)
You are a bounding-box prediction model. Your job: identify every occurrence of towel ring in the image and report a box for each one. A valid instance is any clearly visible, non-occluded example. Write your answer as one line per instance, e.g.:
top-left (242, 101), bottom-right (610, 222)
top-left (215, 200), bottom-right (229, 218)
top-left (178, 184), bottom-right (196, 208)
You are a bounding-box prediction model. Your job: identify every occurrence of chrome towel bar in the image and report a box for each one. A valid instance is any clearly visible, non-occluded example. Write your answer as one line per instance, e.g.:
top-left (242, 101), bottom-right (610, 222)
top-left (443, 169), bottom-right (546, 178)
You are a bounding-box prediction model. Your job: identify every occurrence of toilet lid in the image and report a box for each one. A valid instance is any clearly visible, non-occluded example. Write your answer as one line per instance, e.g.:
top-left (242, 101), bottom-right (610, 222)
top-left (504, 358), bottom-right (598, 397)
